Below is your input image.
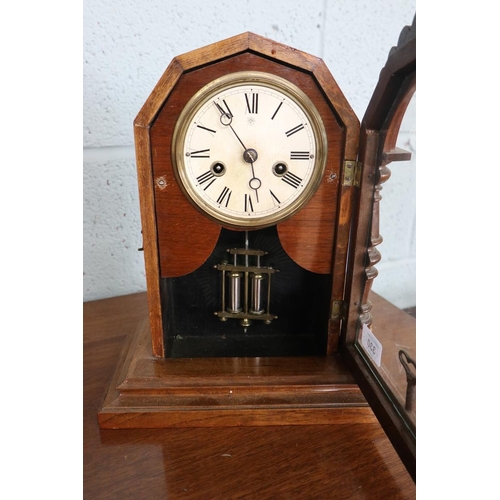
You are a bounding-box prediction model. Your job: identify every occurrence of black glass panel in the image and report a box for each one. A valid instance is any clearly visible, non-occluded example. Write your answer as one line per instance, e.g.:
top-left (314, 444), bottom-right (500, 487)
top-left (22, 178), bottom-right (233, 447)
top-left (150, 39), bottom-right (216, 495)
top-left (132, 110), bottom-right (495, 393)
top-left (163, 225), bottom-right (331, 358)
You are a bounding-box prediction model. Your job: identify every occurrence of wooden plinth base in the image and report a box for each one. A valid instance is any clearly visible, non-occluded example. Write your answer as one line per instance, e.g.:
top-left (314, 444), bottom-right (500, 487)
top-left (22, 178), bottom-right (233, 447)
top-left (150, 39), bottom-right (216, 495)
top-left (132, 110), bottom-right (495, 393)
top-left (98, 318), bottom-right (374, 429)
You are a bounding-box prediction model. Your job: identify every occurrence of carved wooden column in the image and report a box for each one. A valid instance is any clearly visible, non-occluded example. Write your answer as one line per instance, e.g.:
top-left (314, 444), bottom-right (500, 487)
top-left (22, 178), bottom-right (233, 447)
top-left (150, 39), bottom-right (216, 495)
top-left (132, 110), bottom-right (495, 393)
top-left (359, 161), bottom-right (391, 328)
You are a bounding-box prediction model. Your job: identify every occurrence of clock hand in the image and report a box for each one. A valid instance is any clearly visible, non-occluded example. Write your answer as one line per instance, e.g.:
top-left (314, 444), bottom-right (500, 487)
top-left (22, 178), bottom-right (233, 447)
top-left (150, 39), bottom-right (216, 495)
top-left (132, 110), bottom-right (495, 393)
top-left (214, 101), bottom-right (249, 150)
top-left (230, 124), bottom-right (249, 151)
top-left (214, 101), bottom-right (261, 201)
top-left (248, 171), bottom-right (261, 202)
top-left (243, 149), bottom-right (261, 202)
top-left (214, 101), bottom-right (258, 154)
top-left (214, 101), bottom-right (226, 115)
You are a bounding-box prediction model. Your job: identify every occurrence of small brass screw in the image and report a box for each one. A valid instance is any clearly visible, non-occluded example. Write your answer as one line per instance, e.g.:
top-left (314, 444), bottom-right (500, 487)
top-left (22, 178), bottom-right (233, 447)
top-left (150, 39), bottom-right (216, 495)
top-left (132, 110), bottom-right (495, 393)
top-left (156, 177), bottom-right (167, 189)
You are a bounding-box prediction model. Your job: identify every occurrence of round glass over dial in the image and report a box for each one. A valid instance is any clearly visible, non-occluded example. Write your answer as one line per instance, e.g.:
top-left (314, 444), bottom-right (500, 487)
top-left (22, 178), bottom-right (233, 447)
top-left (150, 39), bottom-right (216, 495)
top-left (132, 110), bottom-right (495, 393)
top-left (172, 71), bottom-right (327, 228)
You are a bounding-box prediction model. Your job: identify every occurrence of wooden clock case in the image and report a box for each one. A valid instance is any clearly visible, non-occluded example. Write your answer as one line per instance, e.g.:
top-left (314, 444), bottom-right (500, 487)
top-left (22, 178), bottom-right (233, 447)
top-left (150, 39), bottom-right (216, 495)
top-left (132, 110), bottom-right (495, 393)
top-left (98, 21), bottom-right (416, 478)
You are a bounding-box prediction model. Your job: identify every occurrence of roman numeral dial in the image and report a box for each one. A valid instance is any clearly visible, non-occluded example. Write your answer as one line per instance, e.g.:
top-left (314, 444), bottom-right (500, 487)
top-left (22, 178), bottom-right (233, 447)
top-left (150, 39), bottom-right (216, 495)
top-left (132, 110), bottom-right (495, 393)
top-left (172, 71), bottom-right (327, 228)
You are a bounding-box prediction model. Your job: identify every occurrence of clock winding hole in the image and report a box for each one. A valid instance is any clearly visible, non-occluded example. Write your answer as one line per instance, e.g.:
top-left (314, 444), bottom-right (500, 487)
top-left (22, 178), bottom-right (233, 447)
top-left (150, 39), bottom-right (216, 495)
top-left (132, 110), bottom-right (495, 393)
top-left (211, 161), bottom-right (226, 177)
top-left (273, 162), bottom-right (288, 176)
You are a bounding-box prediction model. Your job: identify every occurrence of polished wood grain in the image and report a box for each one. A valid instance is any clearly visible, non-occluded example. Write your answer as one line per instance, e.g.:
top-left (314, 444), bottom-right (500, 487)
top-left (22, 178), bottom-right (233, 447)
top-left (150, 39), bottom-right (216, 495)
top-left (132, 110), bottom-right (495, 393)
top-left (98, 303), bottom-right (372, 429)
top-left (134, 125), bottom-right (164, 356)
top-left (84, 292), bottom-right (415, 499)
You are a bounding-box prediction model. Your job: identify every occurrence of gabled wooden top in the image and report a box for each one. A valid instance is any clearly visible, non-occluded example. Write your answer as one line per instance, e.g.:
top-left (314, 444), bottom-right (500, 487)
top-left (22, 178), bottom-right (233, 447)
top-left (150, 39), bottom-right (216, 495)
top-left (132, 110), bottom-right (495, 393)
top-left (134, 31), bottom-right (359, 156)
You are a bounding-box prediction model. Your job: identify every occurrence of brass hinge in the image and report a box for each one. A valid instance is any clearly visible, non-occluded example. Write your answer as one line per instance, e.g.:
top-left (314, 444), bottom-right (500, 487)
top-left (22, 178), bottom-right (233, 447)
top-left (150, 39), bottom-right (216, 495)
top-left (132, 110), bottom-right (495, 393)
top-left (330, 300), bottom-right (347, 321)
top-left (342, 160), bottom-right (362, 187)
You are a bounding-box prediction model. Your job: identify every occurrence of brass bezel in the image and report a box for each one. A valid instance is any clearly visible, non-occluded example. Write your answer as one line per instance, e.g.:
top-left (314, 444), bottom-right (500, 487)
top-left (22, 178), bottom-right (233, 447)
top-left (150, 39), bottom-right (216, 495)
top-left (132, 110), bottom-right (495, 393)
top-left (171, 71), bottom-right (328, 229)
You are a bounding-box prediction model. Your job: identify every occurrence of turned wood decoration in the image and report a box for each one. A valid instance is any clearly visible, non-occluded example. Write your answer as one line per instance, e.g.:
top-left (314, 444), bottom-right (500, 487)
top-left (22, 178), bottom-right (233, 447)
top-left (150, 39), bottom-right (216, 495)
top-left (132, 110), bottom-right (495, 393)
top-left (134, 32), bottom-right (359, 357)
top-left (359, 146), bottom-right (413, 329)
top-left (359, 101), bottom-right (414, 331)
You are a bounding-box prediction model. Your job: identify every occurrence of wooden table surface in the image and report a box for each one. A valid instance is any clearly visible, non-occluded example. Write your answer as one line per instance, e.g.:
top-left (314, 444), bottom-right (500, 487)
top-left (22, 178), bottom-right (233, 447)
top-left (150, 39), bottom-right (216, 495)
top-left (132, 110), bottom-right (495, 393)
top-left (84, 292), bottom-right (415, 499)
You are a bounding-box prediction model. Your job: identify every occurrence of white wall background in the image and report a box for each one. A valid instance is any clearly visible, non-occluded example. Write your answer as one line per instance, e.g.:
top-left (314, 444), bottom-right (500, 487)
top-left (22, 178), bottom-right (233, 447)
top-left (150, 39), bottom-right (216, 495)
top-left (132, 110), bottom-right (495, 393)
top-left (83, 0), bottom-right (416, 307)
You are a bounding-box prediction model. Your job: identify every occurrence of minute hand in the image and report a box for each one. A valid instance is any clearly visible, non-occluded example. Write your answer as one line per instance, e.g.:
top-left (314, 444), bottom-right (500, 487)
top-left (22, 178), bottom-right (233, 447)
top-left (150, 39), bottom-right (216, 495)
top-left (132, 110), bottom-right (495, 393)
top-left (228, 123), bottom-right (248, 151)
top-left (214, 101), bottom-right (248, 150)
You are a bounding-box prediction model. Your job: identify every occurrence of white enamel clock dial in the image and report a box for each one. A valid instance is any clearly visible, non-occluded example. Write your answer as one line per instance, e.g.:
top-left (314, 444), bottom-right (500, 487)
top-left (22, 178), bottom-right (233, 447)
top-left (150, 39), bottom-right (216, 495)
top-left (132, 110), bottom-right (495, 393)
top-left (172, 71), bottom-right (327, 228)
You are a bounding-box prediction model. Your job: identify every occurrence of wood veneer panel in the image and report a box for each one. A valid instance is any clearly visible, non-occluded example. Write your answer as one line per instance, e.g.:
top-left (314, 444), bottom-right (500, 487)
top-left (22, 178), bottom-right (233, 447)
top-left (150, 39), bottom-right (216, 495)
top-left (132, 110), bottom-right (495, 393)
top-left (134, 126), bottom-right (164, 356)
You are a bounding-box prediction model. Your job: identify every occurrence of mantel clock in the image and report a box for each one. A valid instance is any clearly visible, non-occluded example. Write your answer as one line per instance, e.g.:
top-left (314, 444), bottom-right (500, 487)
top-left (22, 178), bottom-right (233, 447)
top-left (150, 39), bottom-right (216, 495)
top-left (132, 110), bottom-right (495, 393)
top-left (99, 20), bottom-right (416, 480)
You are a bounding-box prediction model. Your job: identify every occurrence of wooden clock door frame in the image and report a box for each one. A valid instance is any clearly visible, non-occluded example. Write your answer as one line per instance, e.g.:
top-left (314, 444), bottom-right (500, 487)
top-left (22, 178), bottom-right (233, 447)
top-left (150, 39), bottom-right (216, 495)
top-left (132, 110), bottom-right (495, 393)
top-left (341, 18), bottom-right (416, 480)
